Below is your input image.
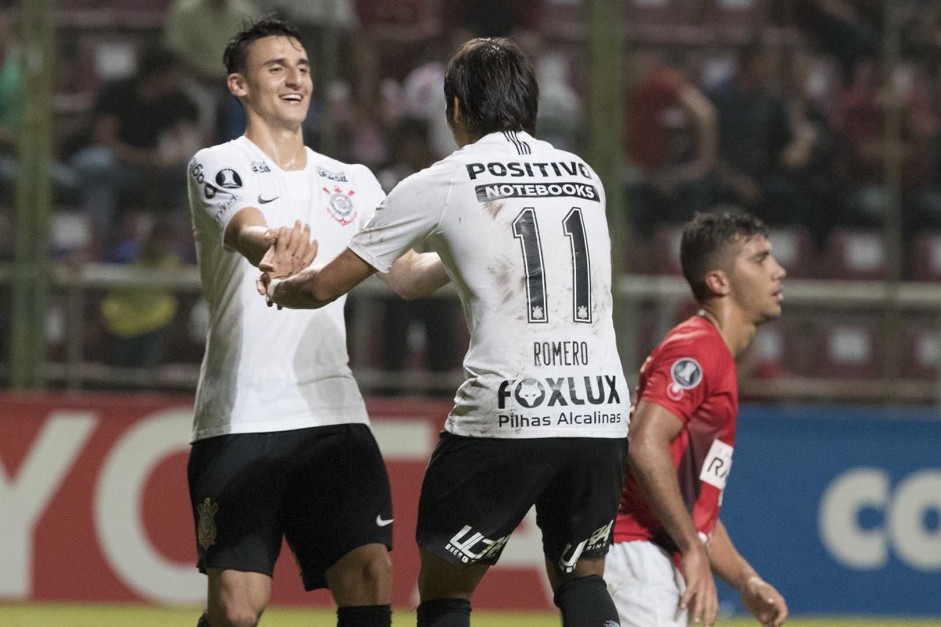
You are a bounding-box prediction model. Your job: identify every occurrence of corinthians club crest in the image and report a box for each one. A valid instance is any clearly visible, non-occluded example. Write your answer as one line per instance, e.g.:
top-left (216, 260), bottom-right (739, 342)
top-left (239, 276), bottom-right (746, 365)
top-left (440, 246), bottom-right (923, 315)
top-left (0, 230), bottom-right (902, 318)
top-left (197, 497), bottom-right (219, 550)
top-left (323, 185), bottom-right (357, 225)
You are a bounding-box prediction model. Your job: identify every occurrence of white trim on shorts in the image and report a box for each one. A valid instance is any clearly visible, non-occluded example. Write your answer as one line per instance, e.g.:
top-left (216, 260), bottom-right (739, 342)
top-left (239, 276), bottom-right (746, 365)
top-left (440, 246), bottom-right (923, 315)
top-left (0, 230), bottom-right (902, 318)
top-left (605, 540), bottom-right (689, 627)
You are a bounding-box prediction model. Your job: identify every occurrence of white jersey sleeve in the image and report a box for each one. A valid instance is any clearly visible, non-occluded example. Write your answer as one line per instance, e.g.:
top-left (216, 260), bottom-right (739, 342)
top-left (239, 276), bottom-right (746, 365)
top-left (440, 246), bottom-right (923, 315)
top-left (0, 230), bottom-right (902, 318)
top-left (347, 160), bottom-right (452, 271)
top-left (188, 145), bottom-right (261, 244)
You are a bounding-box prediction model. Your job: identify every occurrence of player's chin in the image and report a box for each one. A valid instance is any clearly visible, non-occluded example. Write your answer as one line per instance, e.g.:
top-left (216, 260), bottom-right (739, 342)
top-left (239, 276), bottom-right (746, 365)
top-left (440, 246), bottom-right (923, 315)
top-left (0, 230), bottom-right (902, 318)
top-left (758, 306), bottom-right (782, 324)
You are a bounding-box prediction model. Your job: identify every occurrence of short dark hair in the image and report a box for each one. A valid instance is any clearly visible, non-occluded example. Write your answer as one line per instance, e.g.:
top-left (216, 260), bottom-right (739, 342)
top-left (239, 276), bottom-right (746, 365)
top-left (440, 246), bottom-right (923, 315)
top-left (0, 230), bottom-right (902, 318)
top-left (444, 37), bottom-right (539, 137)
top-left (680, 210), bottom-right (769, 302)
top-left (223, 16), bottom-right (304, 75)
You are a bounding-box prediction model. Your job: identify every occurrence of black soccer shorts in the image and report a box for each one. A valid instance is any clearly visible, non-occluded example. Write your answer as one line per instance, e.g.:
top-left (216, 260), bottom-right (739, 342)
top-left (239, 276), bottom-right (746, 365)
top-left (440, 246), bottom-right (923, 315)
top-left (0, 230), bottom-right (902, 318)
top-left (415, 433), bottom-right (627, 575)
top-left (188, 423), bottom-right (393, 590)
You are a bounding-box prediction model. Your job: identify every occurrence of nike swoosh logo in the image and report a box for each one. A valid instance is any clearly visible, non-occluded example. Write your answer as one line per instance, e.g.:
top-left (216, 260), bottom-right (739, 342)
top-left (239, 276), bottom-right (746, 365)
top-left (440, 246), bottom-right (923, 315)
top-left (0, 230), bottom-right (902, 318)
top-left (375, 515), bottom-right (393, 527)
top-left (258, 195), bottom-right (279, 204)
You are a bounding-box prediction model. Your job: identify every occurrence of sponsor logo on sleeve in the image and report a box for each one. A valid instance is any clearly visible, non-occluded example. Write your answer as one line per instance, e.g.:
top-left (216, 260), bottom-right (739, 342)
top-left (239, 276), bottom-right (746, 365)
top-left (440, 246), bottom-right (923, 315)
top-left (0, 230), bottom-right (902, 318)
top-left (699, 439), bottom-right (733, 490)
top-left (667, 357), bottom-right (703, 401)
top-left (215, 168), bottom-right (243, 189)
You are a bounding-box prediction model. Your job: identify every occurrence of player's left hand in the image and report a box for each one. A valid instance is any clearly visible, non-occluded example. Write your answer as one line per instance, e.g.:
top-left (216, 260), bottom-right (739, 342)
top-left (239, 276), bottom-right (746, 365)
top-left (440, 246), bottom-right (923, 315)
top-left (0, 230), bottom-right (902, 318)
top-left (259, 220), bottom-right (318, 279)
top-left (740, 575), bottom-right (788, 627)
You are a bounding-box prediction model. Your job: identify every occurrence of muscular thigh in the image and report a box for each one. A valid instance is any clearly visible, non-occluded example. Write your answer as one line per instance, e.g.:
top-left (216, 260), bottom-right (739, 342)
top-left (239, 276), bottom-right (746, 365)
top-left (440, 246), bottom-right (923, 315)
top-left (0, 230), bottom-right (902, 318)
top-left (283, 424), bottom-right (393, 590)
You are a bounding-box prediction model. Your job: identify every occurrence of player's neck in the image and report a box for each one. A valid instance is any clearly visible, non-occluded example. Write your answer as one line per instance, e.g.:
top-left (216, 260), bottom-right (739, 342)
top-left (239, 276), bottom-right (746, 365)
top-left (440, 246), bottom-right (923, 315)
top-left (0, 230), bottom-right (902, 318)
top-left (244, 122), bottom-right (307, 171)
top-left (698, 306), bottom-right (756, 359)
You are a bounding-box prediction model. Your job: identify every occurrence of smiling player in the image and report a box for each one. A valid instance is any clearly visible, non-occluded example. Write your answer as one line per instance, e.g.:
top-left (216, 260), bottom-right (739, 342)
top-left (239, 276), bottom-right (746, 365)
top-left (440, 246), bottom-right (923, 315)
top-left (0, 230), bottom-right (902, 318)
top-left (185, 17), bottom-right (446, 627)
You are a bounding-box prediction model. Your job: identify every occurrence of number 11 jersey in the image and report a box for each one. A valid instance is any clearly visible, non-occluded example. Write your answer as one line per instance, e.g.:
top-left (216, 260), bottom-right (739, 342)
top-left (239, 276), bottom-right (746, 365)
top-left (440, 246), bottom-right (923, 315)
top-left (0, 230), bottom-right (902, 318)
top-left (349, 130), bottom-right (630, 440)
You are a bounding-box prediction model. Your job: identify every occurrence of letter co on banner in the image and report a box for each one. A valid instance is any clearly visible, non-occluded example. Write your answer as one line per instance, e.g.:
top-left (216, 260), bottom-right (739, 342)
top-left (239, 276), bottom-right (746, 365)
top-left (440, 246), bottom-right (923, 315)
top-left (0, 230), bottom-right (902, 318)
top-left (721, 406), bottom-right (941, 617)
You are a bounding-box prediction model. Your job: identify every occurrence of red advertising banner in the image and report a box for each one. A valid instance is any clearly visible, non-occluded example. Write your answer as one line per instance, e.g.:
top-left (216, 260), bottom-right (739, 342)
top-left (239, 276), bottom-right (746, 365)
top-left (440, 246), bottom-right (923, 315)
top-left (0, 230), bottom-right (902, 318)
top-left (0, 393), bottom-right (555, 610)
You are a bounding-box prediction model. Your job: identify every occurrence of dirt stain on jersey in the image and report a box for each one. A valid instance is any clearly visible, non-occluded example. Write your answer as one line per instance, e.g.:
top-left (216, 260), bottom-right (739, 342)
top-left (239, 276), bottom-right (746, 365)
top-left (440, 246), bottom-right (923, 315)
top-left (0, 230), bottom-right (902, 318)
top-left (482, 201), bottom-right (504, 220)
top-left (489, 254), bottom-right (522, 309)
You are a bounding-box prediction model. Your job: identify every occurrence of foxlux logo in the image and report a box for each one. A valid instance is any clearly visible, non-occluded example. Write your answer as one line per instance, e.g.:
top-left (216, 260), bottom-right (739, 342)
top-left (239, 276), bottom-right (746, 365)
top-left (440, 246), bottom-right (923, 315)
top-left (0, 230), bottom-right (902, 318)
top-left (446, 525), bottom-right (511, 564)
top-left (498, 376), bottom-right (621, 409)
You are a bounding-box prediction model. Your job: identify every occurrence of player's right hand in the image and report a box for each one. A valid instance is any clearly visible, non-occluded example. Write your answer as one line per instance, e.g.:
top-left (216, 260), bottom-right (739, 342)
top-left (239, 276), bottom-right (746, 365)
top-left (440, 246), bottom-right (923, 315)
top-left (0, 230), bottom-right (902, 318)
top-left (258, 220), bottom-right (318, 281)
top-left (679, 544), bottom-right (718, 626)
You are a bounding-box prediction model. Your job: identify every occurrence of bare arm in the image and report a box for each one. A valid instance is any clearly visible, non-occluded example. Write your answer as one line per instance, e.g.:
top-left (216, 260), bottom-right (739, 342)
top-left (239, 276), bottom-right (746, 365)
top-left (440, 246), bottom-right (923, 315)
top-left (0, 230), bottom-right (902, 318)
top-left (709, 520), bottom-right (788, 627)
top-left (629, 400), bottom-right (717, 626)
top-left (378, 250), bottom-right (451, 300)
top-left (223, 206), bottom-right (278, 266)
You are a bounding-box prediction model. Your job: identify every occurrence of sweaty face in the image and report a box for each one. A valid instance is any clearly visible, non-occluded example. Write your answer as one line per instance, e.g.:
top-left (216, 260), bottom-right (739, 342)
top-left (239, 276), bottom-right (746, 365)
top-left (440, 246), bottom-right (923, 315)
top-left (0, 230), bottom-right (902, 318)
top-left (236, 35), bottom-right (312, 128)
top-left (726, 235), bottom-right (786, 325)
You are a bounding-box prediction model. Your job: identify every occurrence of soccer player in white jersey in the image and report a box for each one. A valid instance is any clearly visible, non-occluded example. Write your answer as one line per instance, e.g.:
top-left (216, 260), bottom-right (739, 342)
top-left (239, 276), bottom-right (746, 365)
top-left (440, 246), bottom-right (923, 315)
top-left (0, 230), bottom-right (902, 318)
top-left (260, 38), bottom-right (630, 627)
top-left (186, 18), bottom-right (447, 627)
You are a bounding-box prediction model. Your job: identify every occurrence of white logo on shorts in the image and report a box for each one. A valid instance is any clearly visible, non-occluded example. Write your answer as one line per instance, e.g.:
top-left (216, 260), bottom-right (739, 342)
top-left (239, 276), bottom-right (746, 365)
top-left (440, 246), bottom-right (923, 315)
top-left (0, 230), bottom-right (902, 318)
top-left (375, 515), bottom-right (394, 527)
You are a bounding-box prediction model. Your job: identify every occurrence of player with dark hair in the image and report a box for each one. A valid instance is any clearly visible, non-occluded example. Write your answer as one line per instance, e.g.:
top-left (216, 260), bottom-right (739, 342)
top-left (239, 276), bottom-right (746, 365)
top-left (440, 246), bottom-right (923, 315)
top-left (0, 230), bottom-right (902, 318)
top-left (185, 16), bottom-right (445, 627)
top-left (605, 211), bottom-right (789, 627)
top-left (259, 37), bottom-right (630, 627)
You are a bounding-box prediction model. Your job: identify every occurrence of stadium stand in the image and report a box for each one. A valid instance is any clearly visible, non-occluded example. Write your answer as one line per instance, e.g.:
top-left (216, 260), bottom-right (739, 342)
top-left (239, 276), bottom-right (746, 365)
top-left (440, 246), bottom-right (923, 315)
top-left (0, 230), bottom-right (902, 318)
top-left (822, 227), bottom-right (886, 280)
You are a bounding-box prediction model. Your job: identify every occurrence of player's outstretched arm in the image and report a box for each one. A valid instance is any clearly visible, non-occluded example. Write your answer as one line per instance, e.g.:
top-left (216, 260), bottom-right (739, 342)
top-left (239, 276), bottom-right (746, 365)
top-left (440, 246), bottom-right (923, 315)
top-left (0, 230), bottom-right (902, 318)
top-left (262, 248), bottom-right (377, 310)
top-left (708, 520), bottom-right (788, 627)
top-left (379, 250), bottom-right (451, 300)
top-left (629, 401), bottom-right (718, 626)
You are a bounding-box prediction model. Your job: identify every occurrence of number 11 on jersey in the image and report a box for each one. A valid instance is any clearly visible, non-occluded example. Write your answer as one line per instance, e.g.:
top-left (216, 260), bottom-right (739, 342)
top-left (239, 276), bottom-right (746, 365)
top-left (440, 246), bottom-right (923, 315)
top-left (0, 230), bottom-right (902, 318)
top-left (512, 207), bottom-right (592, 325)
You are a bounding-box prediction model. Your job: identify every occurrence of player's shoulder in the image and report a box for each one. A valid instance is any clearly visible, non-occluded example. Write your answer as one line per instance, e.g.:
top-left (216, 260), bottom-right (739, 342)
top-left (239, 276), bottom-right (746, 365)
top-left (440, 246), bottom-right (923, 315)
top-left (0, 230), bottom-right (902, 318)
top-left (657, 317), bottom-right (728, 362)
top-left (191, 138), bottom-right (251, 166)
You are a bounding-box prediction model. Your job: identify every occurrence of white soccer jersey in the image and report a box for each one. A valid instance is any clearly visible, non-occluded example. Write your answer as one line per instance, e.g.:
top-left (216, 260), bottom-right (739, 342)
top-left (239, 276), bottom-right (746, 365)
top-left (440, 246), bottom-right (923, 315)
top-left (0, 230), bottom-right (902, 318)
top-left (188, 136), bottom-right (384, 442)
top-left (349, 130), bottom-right (630, 439)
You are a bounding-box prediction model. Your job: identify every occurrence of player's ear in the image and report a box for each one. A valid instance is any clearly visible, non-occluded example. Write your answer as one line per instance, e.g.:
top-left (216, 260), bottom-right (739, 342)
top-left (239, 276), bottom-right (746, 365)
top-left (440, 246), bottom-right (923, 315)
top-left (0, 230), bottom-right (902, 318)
top-left (703, 269), bottom-right (730, 297)
top-left (227, 72), bottom-right (247, 98)
top-left (451, 98), bottom-right (463, 126)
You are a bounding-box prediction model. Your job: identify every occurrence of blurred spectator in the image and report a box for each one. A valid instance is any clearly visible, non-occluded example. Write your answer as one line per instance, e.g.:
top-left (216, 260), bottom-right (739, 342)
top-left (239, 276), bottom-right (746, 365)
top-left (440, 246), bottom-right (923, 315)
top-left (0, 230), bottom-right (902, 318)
top-left (162, 0), bottom-right (259, 143)
top-left (375, 118), bottom-right (462, 396)
top-left (836, 56), bottom-right (941, 234)
top-left (0, 9), bottom-right (77, 207)
top-left (708, 41), bottom-right (816, 230)
top-left (100, 219), bottom-right (182, 368)
top-left (441, 0), bottom-right (541, 37)
top-left (777, 48), bottom-right (847, 248)
top-left (355, 0), bottom-right (440, 80)
top-left (793, 0), bottom-right (880, 83)
top-left (69, 45), bottom-right (202, 256)
top-left (328, 41), bottom-right (396, 169)
top-left (516, 30), bottom-right (583, 152)
top-left (401, 29), bottom-right (471, 160)
top-left (624, 51), bottom-right (718, 246)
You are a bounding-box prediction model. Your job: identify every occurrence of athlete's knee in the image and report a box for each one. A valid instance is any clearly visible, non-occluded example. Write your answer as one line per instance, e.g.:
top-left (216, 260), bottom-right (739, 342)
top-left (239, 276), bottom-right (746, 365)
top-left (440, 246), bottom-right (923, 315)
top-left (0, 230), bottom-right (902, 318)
top-left (206, 595), bottom-right (266, 627)
top-left (329, 544), bottom-right (393, 604)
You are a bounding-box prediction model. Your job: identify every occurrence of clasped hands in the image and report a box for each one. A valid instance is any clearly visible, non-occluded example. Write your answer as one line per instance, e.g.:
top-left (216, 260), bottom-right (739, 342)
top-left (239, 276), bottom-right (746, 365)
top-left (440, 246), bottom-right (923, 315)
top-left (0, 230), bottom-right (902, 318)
top-left (256, 221), bottom-right (318, 307)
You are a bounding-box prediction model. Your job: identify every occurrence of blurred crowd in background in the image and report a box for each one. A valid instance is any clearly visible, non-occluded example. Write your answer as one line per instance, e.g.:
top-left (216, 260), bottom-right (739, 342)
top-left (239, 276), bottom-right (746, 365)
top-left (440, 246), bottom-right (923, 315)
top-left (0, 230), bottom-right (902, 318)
top-left (2, 0), bottom-right (941, 394)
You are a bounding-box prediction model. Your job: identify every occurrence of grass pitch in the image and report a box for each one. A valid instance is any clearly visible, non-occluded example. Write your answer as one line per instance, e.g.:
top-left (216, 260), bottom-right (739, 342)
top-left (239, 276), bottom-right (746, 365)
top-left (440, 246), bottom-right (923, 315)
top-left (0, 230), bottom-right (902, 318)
top-left (0, 604), bottom-right (936, 626)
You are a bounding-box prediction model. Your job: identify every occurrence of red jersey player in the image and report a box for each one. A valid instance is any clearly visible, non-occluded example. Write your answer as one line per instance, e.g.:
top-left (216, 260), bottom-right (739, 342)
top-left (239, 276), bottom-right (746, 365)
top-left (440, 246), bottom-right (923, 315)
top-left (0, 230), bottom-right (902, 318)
top-left (606, 211), bottom-right (789, 627)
